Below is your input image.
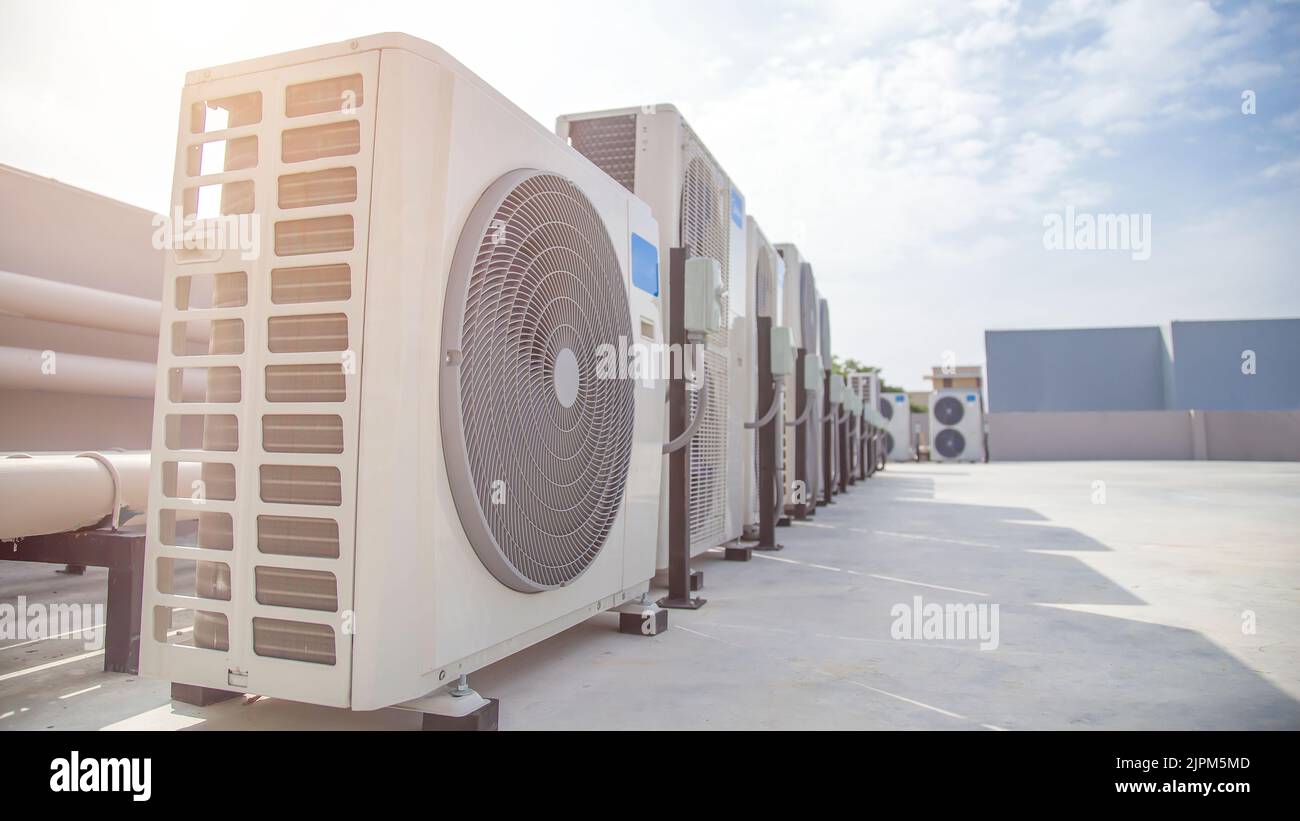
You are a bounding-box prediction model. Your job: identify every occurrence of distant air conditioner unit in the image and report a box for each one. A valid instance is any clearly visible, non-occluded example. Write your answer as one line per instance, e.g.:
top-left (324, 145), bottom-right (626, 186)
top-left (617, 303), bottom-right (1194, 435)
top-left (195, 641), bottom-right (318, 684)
top-left (879, 392), bottom-right (914, 461)
top-left (929, 388), bottom-right (985, 463)
top-left (741, 217), bottom-right (785, 537)
top-left (558, 104), bottom-right (747, 562)
top-left (847, 371), bottom-right (873, 423)
top-left (774, 246), bottom-right (819, 510)
top-left (141, 34), bottom-right (665, 711)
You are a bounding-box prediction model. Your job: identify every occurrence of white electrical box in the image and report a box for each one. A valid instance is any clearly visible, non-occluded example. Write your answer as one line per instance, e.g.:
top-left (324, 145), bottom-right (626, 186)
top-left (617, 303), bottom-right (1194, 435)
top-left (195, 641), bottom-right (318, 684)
top-left (684, 256), bottom-right (723, 335)
top-left (804, 353), bottom-right (822, 390)
top-left (829, 373), bottom-right (845, 404)
top-left (770, 325), bottom-right (795, 376)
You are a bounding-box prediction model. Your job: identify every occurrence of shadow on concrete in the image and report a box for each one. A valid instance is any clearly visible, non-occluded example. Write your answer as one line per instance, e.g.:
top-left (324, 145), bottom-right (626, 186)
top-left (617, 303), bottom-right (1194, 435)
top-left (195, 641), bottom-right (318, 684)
top-left (3, 463), bottom-right (1297, 730)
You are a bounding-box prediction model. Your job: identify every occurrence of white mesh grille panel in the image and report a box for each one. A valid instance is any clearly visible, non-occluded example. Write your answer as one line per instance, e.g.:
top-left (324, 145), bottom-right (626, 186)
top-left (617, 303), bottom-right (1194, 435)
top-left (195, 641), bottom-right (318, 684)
top-left (566, 115), bottom-right (637, 193)
top-left (441, 171), bottom-right (635, 592)
top-left (681, 140), bottom-right (731, 550)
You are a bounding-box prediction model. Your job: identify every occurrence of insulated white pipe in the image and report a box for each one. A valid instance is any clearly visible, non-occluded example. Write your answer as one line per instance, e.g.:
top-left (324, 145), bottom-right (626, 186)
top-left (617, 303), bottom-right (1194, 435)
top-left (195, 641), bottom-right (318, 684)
top-left (0, 345), bottom-right (156, 398)
top-left (0, 452), bottom-right (153, 540)
top-left (0, 269), bottom-right (165, 338)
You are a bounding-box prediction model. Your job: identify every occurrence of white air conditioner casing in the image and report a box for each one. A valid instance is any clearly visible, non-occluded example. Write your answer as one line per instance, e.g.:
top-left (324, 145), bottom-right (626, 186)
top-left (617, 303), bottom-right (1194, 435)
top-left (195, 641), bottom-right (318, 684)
top-left (879, 392), bottom-right (913, 461)
top-left (141, 34), bottom-right (665, 711)
top-left (774, 245), bottom-right (817, 510)
top-left (929, 388), bottom-right (985, 463)
top-left (740, 216), bottom-right (785, 535)
top-left (558, 104), bottom-right (746, 563)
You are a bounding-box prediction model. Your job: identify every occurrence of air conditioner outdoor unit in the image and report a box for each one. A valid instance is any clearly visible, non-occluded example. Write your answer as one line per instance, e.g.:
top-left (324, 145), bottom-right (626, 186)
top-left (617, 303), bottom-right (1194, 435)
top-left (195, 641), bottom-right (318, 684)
top-left (774, 245), bottom-right (818, 511)
top-left (929, 388), bottom-right (986, 463)
top-left (848, 371), bottom-right (888, 458)
top-left (879, 392), bottom-right (914, 461)
top-left (740, 217), bottom-right (786, 537)
top-left (557, 104), bottom-right (747, 563)
top-left (141, 33), bottom-right (665, 711)
top-left (847, 371), bottom-right (873, 407)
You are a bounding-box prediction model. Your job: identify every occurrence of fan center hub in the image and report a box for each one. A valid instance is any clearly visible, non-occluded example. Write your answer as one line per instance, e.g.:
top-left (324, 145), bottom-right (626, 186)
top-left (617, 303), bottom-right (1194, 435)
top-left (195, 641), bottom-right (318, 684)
top-left (553, 347), bottom-right (580, 409)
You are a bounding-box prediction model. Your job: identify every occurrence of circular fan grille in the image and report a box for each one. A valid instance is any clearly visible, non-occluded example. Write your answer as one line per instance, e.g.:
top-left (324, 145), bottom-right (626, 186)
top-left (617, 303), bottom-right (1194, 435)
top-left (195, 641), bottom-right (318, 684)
top-left (440, 170), bottom-right (634, 593)
top-left (934, 428), bottom-right (966, 459)
top-left (885, 432), bottom-right (895, 454)
top-left (879, 398), bottom-right (894, 420)
top-left (933, 395), bottom-right (965, 426)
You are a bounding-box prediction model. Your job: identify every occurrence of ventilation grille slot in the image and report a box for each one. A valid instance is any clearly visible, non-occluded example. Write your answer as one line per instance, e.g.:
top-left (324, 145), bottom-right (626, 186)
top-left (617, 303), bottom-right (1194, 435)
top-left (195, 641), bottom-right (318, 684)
top-left (257, 515), bottom-right (340, 558)
top-left (255, 566), bottom-right (339, 611)
top-left (271, 264), bottom-right (351, 304)
top-left (253, 617), bottom-right (336, 665)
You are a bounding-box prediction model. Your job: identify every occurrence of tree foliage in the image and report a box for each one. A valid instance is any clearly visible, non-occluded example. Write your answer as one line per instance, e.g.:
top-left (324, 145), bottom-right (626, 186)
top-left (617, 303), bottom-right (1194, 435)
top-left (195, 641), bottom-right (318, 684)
top-left (831, 355), bottom-right (904, 393)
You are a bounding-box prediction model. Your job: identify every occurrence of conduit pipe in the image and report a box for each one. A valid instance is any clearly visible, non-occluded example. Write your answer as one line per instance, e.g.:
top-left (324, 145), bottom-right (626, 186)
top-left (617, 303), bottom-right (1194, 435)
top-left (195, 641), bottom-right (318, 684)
top-left (0, 269), bottom-right (167, 338)
top-left (0, 345), bottom-right (156, 398)
top-left (0, 451), bottom-right (155, 540)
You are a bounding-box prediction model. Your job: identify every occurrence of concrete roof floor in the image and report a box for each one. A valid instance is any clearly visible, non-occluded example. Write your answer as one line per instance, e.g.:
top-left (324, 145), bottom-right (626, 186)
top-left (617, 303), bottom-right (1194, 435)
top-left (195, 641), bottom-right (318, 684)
top-left (2, 461), bottom-right (1297, 730)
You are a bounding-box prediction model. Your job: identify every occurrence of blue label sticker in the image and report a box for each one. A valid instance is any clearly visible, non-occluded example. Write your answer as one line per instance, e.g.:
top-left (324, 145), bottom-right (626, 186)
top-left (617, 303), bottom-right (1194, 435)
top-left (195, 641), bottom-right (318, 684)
top-left (730, 188), bottom-right (744, 228)
top-left (630, 232), bottom-right (659, 297)
top-left (895, 395), bottom-right (906, 402)
top-left (966, 394), bottom-right (977, 402)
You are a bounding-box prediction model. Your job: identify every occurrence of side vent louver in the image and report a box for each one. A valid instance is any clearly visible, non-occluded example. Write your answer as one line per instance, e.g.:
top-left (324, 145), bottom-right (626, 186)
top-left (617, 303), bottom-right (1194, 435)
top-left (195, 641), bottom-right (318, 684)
top-left (149, 60), bottom-right (376, 689)
top-left (566, 114), bottom-right (637, 192)
top-left (681, 142), bottom-right (731, 551)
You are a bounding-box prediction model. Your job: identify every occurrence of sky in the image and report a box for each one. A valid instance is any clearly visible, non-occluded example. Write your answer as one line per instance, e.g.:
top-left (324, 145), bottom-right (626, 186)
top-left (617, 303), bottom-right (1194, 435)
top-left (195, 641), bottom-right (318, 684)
top-left (2, 0), bottom-right (1297, 391)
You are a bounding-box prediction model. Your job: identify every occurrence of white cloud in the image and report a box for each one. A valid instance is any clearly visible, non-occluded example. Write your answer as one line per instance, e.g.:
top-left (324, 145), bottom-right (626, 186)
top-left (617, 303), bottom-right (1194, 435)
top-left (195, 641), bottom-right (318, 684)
top-left (0, 0), bottom-right (1295, 389)
top-left (1262, 157), bottom-right (1300, 180)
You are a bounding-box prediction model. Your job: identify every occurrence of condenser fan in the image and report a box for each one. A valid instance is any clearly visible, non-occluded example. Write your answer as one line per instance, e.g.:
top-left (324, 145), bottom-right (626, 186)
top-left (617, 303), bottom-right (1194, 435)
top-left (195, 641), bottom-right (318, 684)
top-left (934, 428), bottom-right (966, 459)
top-left (884, 432), bottom-right (895, 454)
top-left (933, 395), bottom-right (965, 426)
top-left (441, 170), bottom-right (635, 593)
top-left (879, 398), bottom-right (894, 420)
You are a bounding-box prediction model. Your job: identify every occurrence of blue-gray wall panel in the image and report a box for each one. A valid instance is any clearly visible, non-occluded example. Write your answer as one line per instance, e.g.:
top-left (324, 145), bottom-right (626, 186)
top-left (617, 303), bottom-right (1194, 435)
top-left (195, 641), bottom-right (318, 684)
top-left (1171, 319), bottom-right (1300, 410)
top-left (985, 327), bottom-right (1168, 412)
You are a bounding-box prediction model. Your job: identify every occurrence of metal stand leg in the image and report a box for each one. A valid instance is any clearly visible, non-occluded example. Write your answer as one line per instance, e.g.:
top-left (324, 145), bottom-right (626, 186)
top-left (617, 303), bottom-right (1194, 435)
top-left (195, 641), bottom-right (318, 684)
top-left (659, 248), bottom-right (705, 611)
top-left (104, 536), bottom-right (145, 674)
top-left (821, 370), bottom-right (834, 507)
top-left (753, 317), bottom-right (783, 551)
top-left (791, 348), bottom-right (811, 521)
